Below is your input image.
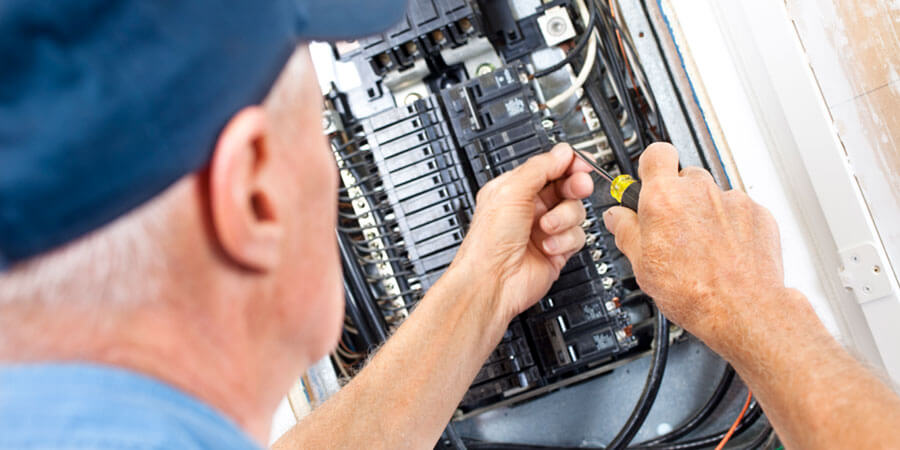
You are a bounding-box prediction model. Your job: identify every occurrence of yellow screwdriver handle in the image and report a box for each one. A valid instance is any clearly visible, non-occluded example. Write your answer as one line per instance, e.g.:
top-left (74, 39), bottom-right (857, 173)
top-left (609, 174), bottom-right (641, 212)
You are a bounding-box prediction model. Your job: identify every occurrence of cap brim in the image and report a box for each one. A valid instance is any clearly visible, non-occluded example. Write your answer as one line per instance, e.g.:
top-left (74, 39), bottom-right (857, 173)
top-left (297, 0), bottom-right (408, 41)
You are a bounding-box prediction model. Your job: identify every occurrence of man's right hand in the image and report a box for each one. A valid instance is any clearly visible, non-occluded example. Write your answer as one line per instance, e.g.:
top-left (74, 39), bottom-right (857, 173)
top-left (602, 143), bottom-right (900, 450)
top-left (602, 143), bottom-right (787, 362)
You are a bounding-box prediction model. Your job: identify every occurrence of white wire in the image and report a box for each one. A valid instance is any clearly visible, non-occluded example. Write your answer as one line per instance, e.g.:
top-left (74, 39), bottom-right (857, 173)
top-left (573, 136), bottom-right (608, 150)
top-left (545, 0), bottom-right (598, 110)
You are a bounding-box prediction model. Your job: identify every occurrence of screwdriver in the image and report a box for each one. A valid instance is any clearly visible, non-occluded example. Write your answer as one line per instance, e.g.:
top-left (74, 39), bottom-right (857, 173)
top-left (572, 148), bottom-right (642, 212)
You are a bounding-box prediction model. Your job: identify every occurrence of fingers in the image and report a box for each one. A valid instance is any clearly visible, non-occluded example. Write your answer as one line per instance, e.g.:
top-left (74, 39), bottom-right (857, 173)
top-left (540, 199), bottom-right (587, 235)
top-left (603, 206), bottom-right (641, 266)
top-left (679, 166), bottom-right (714, 184)
top-left (505, 144), bottom-right (576, 197)
top-left (535, 199), bottom-right (588, 266)
top-left (537, 171), bottom-right (594, 208)
top-left (540, 225), bottom-right (586, 256)
top-left (557, 171), bottom-right (594, 200)
top-left (638, 142), bottom-right (680, 181)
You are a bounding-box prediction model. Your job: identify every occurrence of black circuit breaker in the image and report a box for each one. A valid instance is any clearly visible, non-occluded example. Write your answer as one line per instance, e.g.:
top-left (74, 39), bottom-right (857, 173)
top-left (441, 63), bottom-right (560, 187)
top-left (339, 62), bottom-right (639, 413)
top-left (338, 0), bottom-right (481, 75)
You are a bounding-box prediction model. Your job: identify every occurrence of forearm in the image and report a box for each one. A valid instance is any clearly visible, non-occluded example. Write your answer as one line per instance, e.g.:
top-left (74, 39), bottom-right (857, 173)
top-left (726, 289), bottom-right (900, 449)
top-left (275, 266), bottom-right (507, 449)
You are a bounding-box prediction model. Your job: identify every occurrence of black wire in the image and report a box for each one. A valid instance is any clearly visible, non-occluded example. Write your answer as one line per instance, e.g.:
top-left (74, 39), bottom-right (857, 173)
top-left (353, 242), bottom-right (407, 255)
top-left (342, 281), bottom-right (377, 348)
top-left (337, 231), bottom-right (389, 343)
top-left (637, 365), bottom-right (736, 445)
top-left (336, 157), bottom-right (377, 172)
top-left (600, 0), bottom-right (665, 141)
top-left (617, 29), bottom-right (666, 142)
top-left (592, 1), bottom-right (646, 154)
top-left (632, 401), bottom-right (763, 450)
top-left (534, 3), bottom-right (599, 79)
top-left (350, 229), bottom-right (404, 244)
top-left (337, 218), bottom-right (400, 234)
top-left (338, 208), bottom-right (384, 220)
top-left (606, 306), bottom-right (670, 450)
top-left (589, 0), bottom-right (667, 146)
top-left (443, 422), bottom-right (469, 450)
top-left (465, 443), bottom-right (582, 450)
top-left (745, 424), bottom-right (774, 450)
top-left (338, 172), bottom-right (383, 193)
top-left (359, 254), bottom-right (410, 265)
top-left (559, 92), bottom-right (588, 124)
top-left (468, 399), bottom-right (766, 450)
top-left (366, 270), bottom-right (416, 283)
top-left (338, 190), bottom-right (387, 203)
top-left (376, 288), bottom-right (423, 303)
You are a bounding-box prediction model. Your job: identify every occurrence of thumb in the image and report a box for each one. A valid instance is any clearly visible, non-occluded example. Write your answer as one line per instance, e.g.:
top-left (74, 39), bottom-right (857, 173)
top-left (603, 206), bottom-right (641, 267)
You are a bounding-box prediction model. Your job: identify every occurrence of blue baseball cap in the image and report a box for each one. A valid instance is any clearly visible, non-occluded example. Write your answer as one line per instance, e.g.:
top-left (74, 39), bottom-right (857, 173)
top-left (0, 0), bottom-right (407, 269)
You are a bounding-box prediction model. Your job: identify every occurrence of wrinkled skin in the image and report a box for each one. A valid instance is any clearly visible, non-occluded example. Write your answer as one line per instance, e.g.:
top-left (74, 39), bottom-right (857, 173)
top-left (603, 142), bottom-right (784, 361)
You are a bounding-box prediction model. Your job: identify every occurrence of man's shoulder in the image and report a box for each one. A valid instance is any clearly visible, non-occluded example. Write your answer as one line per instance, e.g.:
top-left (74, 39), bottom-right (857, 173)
top-left (0, 364), bottom-right (260, 450)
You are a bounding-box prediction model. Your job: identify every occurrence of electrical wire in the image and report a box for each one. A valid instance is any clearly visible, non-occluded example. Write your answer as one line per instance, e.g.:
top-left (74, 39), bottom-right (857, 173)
top-left (746, 424), bottom-right (775, 450)
top-left (607, 0), bottom-right (640, 99)
top-left (533, 4), bottom-right (598, 79)
top-left (634, 401), bottom-right (764, 450)
top-left (573, 134), bottom-right (610, 149)
top-left (715, 391), bottom-right (753, 450)
top-left (545, 0), bottom-right (598, 110)
top-left (606, 305), bottom-right (669, 449)
top-left (335, 3), bottom-right (738, 449)
top-left (637, 365), bottom-right (736, 445)
top-left (591, 0), bottom-right (666, 144)
top-left (607, 0), bottom-right (668, 140)
top-left (592, 1), bottom-right (646, 152)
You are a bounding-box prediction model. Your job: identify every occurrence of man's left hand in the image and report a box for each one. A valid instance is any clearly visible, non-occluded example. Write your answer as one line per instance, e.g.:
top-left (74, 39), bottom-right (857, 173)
top-left (450, 144), bottom-right (595, 325)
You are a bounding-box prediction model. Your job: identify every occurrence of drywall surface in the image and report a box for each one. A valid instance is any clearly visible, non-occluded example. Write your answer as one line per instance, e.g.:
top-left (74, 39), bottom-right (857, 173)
top-left (787, 0), bottom-right (900, 283)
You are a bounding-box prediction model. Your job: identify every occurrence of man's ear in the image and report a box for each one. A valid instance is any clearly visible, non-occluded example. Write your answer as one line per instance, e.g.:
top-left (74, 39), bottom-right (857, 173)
top-left (208, 106), bottom-right (284, 271)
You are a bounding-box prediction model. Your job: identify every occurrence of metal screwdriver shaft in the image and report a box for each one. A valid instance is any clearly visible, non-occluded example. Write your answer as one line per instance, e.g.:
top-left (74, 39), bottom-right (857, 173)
top-left (572, 148), bottom-right (642, 212)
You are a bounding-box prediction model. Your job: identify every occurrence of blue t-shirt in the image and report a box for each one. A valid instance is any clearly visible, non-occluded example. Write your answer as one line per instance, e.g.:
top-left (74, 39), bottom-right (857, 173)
top-left (0, 364), bottom-right (261, 449)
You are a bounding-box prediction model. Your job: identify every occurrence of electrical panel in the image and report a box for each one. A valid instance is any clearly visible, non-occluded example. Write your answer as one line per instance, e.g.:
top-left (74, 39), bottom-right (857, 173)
top-left (327, 0), bottom-right (667, 416)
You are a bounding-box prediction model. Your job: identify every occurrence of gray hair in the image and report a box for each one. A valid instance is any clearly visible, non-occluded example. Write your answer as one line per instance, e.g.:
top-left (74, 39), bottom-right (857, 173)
top-left (0, 182), bottom-right (174, 309)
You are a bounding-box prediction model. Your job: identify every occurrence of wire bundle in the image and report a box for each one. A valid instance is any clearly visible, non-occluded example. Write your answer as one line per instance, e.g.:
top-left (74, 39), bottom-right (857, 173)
top-left (536, 0), bottom-right (668, 176)
top-left (463, 0), bottom-right (776, 447)
top-left (333, 135), bottom-right (428, 337)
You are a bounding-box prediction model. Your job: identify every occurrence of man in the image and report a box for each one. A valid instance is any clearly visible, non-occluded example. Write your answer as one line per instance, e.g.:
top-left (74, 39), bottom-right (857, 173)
top-left (0, 1), bottom-right (898, 449)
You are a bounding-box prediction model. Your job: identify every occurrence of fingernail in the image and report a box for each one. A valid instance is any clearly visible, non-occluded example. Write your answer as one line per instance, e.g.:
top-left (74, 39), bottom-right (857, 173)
top-left (602, 209), bottom-right (615, 227)
top-left (551, 144), bottom-right (568, 159)
top-left (543, 215), bottom-right (558, 231)
top-left (544, 237), bottom-right (558, 253)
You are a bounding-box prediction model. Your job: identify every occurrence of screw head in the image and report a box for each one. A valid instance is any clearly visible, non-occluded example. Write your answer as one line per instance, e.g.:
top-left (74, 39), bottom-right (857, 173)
top-left (476, 63), bottom-right (495, 76)
top-left (602, 276), bottom-right (615, 290)
top-left (547, 17), bottom-right (568, 36)
top-left (596, 262), bottom-right (609, 275)
top-left (404, 93), bottom-right (422, 105)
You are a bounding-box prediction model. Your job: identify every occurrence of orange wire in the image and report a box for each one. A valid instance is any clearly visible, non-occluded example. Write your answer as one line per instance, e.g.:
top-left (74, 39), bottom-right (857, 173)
top-left (715, 391), bottom-right (753, 450)
top-left (607, 0), bottom-right (639, 95)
